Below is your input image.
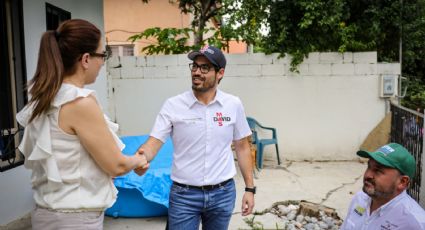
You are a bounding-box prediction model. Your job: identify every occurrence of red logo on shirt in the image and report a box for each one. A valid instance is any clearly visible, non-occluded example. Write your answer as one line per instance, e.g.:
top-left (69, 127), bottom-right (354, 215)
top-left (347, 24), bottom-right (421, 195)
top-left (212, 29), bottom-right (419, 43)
top-left (213, 112), bottom-right (231, 126)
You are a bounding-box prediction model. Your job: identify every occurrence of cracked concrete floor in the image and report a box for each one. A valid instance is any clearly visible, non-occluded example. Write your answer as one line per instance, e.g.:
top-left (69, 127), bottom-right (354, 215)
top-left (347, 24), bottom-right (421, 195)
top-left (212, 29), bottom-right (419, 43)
top-left (228, 160), bottom-right (364, 230)
top-left (102, 160), bottom-right (365, 230)
top-left (1, 160), bottom-right (365, 230)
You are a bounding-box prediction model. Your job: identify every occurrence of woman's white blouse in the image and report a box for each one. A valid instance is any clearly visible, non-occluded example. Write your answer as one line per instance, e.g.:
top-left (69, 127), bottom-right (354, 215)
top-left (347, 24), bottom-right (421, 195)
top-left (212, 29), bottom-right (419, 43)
top-left (16, 83), bottom-right (123, 211)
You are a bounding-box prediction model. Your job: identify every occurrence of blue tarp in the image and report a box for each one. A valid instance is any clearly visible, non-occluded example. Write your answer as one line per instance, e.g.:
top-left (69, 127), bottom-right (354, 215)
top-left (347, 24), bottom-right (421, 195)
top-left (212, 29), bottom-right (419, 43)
top-left (105, 135), bottom-right (173, 217)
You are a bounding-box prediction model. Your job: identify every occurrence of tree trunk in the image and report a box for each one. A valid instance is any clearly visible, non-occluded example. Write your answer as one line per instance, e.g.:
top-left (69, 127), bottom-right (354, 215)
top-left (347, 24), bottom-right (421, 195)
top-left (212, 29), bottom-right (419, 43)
top-left (194, 22), bottom-right (205, 45)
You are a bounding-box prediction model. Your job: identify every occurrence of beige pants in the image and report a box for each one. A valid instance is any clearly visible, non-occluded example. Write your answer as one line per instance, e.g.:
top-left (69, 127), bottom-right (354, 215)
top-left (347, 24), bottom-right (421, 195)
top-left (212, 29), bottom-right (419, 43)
top-left (31, 207), bottom-right (104, 230)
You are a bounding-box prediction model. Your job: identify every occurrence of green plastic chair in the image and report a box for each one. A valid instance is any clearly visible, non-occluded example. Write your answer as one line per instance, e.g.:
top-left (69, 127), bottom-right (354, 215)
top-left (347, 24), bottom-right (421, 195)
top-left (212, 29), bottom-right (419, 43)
top-left (246, 117), bottom-right (281, 169)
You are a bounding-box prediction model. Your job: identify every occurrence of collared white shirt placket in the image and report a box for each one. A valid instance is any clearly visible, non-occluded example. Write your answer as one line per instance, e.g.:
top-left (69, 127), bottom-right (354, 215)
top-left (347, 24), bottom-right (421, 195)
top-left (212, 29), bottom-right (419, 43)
top-left (204, 102), bottom-right (211, 185)
top-left (361, 191), bottom-right (406, 229)
top-left (151, 90), bottom-right (250, 186)
top-left (361, 207), bottom-right (382, 230)
top-left (204, 98), bottom-right (224, 185)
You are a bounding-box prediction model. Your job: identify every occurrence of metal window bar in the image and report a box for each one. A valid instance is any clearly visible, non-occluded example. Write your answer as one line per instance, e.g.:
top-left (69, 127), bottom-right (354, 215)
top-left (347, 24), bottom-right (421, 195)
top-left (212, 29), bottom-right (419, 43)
top-left (0, 127), bottom-right (24, 172)
top-left (390, 102), bottom-right (424, 202)
top-left (0, 0), bottom-right (27, 172)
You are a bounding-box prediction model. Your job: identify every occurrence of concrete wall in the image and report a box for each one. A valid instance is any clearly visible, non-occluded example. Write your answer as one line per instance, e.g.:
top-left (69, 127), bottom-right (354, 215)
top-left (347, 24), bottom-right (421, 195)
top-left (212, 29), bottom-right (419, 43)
top-left (0, 0), bottom-right (104, 226)
top-left (107, 52), bottom-right (400, 161)
top-left (23, 0), bottom-right (108, 110)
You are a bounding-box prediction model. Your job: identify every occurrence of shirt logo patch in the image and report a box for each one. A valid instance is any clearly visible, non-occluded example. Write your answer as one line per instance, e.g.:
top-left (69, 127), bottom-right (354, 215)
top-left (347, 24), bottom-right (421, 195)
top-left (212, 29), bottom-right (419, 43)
top-left (381, 220), bottom-right (398, 230)
top-left (354, 205), bottom-right (365, 216)
top-left (377, 145), bottom-right (395, 156)
top-left (213, 112), bottom-right (231, 126)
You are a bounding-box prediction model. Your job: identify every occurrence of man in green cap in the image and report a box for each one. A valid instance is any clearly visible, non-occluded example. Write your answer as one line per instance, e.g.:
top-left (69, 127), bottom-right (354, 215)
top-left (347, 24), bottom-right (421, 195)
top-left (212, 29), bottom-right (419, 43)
top-left (341, 143), bottom-right (425, 230)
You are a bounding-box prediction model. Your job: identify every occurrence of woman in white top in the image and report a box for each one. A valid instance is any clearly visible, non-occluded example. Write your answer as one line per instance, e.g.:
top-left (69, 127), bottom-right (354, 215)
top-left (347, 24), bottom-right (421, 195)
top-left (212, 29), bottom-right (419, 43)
top-left (16, 19), bottom-right (148, 230)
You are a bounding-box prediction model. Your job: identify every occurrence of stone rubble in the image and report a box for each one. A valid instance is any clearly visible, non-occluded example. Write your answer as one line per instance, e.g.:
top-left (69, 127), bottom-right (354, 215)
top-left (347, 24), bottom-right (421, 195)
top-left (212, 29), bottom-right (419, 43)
top-left (245, 200), bottom-right (343, 230)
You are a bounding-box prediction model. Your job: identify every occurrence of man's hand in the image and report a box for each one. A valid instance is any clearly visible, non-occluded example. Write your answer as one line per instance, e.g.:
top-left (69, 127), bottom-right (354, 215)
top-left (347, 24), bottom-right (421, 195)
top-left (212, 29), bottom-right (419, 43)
top-left (241, 192), bottom-right (255, 216)
top-left (133, 148), bottom-right (150, 176)
top-left (134, 163), bottom-right (149, 176)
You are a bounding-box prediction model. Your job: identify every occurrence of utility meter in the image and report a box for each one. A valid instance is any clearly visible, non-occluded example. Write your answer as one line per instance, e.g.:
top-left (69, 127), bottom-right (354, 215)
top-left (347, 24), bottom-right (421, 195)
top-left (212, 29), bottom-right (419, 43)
top-left (380, 75), bottom-right (397, 97)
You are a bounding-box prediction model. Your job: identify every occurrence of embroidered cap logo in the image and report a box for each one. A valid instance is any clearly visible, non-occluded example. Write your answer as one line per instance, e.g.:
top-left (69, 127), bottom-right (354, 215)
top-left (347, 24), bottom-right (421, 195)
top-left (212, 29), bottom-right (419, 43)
top-left (377, 145), bottom-right (395, 156)
top-left (200, 45), bottom-right (215, 55)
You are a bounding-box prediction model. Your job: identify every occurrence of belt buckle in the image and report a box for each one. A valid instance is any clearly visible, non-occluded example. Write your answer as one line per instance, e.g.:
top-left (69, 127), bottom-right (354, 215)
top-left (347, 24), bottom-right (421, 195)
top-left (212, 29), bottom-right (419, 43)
top-left (201, 185), bottom-right (212, 190)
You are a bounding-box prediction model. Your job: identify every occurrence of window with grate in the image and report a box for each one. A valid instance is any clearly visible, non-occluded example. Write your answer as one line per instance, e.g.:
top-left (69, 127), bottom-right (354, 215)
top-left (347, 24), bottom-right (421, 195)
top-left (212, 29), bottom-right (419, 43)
top-left (122, 45), bottom-right (134, 56)
top-left (108, 44), bottom-right (135, 57)
top-left (109, 45), bottom-right (119, 57)
top-left (0, 0), bottom-right (27, 172)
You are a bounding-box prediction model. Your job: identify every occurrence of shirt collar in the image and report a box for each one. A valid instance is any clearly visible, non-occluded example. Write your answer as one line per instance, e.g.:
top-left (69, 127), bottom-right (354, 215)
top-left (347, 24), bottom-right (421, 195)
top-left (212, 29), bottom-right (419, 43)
top-left (214, 90), bottom-right (225, 106)
top-left (187, 89), bottom-right (224, 108)
top-left (367, 190), bottom-right (408, 216)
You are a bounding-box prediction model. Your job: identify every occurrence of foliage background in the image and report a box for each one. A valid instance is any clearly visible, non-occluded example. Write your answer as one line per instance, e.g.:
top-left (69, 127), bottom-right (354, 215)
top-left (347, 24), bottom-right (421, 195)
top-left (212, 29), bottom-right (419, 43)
top-left (133, 0), bottom-right (425, 110)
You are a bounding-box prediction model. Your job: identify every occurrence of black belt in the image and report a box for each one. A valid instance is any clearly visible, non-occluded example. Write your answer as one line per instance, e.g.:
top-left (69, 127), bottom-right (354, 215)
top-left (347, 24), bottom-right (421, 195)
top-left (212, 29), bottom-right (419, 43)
top-left (173, 178), bottom-right (233, 191)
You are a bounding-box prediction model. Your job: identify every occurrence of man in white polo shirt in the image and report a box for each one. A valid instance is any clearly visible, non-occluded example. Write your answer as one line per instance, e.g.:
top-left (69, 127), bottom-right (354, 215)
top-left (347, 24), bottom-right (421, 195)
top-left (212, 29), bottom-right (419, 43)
top-left (341, 143), bottom-right (425, 230)
top-left (136, 45), bottom-right (255, 230)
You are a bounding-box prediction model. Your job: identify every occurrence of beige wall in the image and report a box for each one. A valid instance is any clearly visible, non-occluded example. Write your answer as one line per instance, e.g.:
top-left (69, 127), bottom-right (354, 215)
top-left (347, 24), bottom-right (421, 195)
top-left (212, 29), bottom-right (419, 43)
top-left (104, 0), bottom-right (247, 55)
top-left (104, 0), bottom-right (190, 55)
top-left (227, 41), bottom-right (248, 53)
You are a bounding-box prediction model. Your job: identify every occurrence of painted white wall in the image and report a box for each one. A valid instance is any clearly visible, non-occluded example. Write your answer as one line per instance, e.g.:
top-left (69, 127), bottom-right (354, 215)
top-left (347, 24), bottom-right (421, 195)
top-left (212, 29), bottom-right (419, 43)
top-left (107, 52), bottom-right (400, 161)
top-left (0, 0), bottom-right (104, 226)
top-left (0, 167), bottom-right (33, 226)
top-left (23, 0), bottom-right (108, 111)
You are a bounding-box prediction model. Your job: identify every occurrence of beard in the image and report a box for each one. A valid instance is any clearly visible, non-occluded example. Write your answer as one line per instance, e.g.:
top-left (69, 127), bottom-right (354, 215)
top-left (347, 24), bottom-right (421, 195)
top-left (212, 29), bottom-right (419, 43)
top-left (192, 83), bottom-right (214, 92)
top-left (362, 178), bottom-right (396, 199)
top-left (192, 74), bottom-right (216, 92)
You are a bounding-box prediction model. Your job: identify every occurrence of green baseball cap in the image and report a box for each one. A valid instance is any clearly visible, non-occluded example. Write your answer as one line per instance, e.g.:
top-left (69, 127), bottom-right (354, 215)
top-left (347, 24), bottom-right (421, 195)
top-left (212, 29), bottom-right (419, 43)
top-left (357, 143), bottom-right (416, 179)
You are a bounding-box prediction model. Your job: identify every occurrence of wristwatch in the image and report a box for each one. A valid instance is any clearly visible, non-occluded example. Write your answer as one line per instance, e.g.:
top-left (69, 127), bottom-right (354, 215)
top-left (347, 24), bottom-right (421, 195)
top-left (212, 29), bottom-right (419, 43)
top-left (245, 186), bottom-right (256, 194)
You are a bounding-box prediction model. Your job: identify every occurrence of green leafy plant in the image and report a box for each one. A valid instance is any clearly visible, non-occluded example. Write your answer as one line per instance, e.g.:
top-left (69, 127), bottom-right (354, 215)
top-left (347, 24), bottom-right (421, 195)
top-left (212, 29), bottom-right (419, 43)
top-left (134, 0), bottom-right (425, 110)
top-left (131, 0), bottom-right (237, 54)
top-left (243, 216), bottom-right (264, 230)
top-left (128, 27), bottom-right (194, 55)
top-left (401, 76), bottom-right (425, 111)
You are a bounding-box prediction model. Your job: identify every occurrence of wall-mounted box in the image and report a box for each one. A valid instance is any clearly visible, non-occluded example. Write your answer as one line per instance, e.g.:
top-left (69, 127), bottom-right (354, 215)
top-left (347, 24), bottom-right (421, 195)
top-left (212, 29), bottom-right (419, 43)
top-left (380, 75), bottom-right (398, 98)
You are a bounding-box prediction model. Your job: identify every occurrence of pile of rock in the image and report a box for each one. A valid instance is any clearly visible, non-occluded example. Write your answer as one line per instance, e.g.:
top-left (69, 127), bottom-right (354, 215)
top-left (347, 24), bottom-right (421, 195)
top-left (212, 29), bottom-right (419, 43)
top-left (245, 200), bottom-right (343, 230)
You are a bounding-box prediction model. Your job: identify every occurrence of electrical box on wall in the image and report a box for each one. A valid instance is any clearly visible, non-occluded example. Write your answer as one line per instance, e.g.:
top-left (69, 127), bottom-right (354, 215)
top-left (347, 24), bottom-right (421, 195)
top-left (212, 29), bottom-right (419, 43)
top-left (380, 75), bottom-right (398, 98)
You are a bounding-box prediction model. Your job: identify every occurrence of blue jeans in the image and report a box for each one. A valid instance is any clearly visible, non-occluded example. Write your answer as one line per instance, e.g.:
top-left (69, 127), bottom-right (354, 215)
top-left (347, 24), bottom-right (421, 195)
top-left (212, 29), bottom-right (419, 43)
top-left (168, 179), bottom-right (236, 230)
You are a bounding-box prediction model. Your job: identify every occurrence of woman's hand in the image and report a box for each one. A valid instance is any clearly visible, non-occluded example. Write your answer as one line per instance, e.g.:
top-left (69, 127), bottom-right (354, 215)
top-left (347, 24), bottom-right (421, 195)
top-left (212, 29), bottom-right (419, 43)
top-left (133, 148), bottom-right (150, 176)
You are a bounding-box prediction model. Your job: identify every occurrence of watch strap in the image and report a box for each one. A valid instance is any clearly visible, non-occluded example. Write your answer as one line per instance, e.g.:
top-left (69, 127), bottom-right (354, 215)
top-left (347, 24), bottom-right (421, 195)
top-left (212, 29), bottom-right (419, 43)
top-left (245, 186), bottom-right (256, 194)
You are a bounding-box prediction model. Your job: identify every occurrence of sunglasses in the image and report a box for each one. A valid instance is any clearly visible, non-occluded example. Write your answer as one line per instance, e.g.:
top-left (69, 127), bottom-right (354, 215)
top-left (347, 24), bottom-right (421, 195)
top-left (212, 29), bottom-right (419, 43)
top-left (89, 50), bottom-right (111, 61)
top-left (189, 63), bottom-right (218, 74)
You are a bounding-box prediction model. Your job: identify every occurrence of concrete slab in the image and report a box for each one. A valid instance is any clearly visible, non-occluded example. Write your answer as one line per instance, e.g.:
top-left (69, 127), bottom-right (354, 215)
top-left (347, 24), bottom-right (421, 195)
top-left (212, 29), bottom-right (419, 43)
top-left (104, 216), bottom-right (167, 230)
top-left (1, 160), bottom-right (366, 230)
top-left (104, 160), bottom-right (365, 230)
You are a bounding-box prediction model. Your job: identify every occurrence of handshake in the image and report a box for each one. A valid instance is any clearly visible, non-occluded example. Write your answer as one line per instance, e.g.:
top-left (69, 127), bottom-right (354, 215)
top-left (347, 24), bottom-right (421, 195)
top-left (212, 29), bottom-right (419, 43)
top-left (133, 147), bottom-right (150, 176)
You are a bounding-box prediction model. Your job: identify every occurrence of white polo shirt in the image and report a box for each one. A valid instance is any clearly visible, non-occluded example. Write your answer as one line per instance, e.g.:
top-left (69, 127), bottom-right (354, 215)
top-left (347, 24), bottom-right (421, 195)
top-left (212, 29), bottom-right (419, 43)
top-left (341, 190), bottom-right (425, 230)
top-left (150, 89), bottom-right (251, 186)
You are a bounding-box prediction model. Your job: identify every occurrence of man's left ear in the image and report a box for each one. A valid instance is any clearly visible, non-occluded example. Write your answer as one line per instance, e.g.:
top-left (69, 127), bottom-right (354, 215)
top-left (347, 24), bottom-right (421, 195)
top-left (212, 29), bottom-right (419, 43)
top-left (399, 175), bottom-right (410, 189)
top-left (217, 68), bottom-right (224, 80)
